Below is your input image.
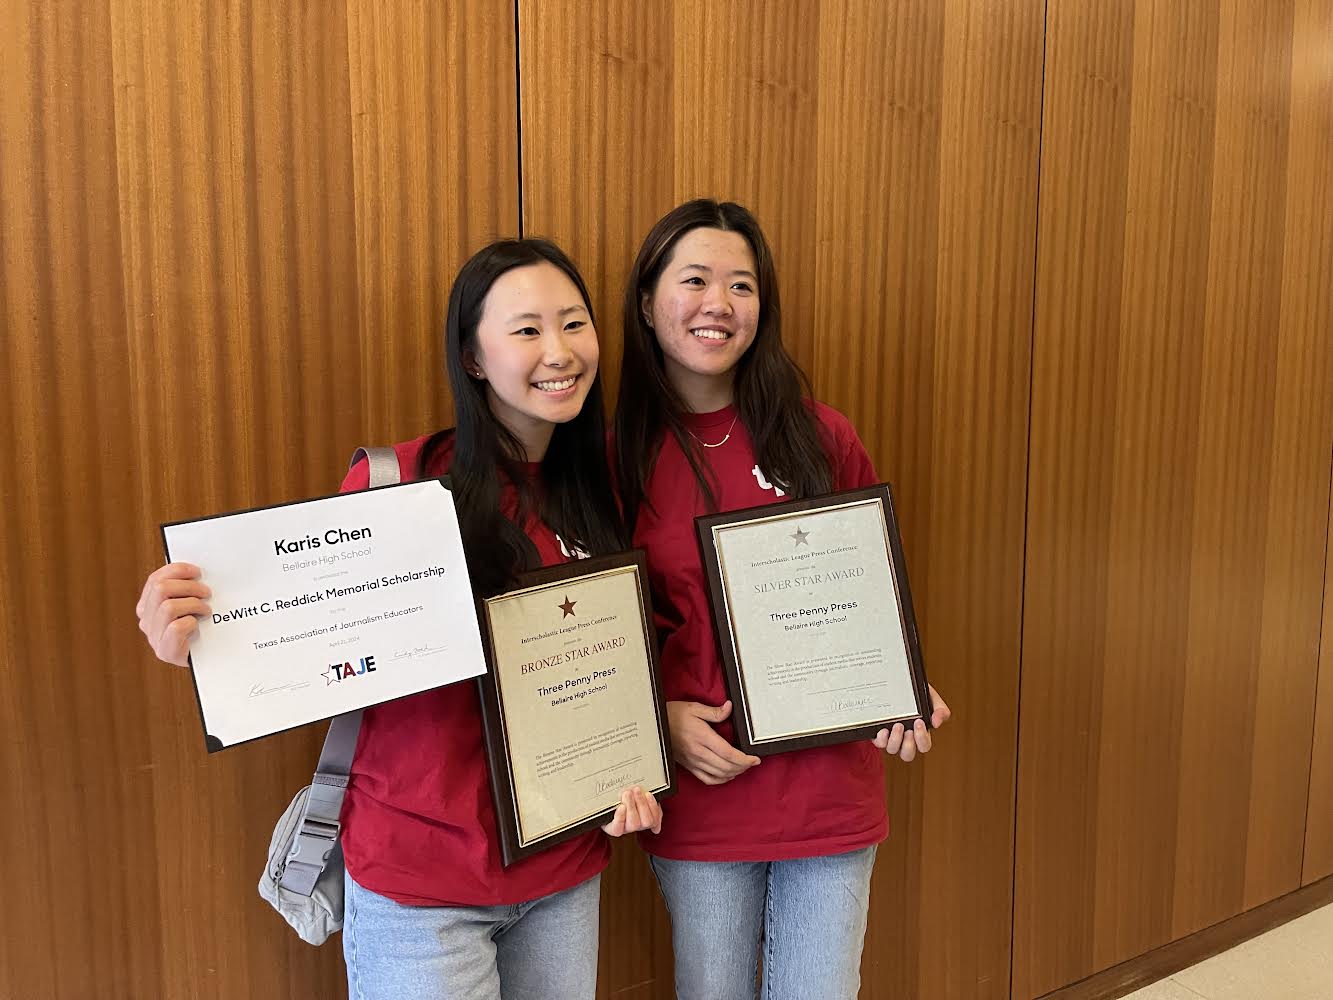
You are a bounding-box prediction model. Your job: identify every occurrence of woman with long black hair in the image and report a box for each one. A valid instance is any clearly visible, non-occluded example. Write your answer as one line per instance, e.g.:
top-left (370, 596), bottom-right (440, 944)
top-left (616, 200), bottom-right (950, 1000)
top-left (137, 238), bottom-right (661, 1000)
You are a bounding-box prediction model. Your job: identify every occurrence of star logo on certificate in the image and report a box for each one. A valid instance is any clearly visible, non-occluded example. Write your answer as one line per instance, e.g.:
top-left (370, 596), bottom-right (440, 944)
top-left (559, 595), bottom-right (577, 618)
top-left (323, 665), bottom-right (342, 685)
top-left (791, 526), bottom-right (810, 547)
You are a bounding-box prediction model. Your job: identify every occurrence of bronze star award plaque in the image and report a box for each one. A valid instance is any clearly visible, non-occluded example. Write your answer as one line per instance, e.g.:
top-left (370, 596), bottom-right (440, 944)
top-left (476, 551), bottom-right (674, 865)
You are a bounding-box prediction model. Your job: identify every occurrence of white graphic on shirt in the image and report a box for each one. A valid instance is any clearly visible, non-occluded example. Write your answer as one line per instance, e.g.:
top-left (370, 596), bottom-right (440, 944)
top-left (556, 534), bottom-right (590, 560)
top-left (751, 465), bottom-right (787, 498)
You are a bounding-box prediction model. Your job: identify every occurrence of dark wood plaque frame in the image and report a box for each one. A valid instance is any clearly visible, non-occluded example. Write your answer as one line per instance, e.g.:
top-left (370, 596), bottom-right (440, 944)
top-left (694, 483), bottom-right (932, 756)
top-left (475, 550), bottom-right (675, 866)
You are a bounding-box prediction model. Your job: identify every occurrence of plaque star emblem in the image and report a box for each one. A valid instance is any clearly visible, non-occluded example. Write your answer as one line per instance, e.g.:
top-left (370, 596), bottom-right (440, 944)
top-left (559, 595), bottom-right (577, 618)
top-left (791, 526), bottom-right (810, 547)
top-left (323, 665), bottom-right (342, 685)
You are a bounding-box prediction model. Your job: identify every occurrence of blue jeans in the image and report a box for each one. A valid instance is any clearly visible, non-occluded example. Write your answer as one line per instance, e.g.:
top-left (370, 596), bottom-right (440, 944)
top-left (649, 847), bottom-right (877, 1000)
top-left (342, 873), bottom-right (601, 1000)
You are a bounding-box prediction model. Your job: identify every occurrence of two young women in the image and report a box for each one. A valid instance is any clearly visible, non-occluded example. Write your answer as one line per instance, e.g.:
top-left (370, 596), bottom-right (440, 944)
top-left (136, 200), bottom-right (948, 1000)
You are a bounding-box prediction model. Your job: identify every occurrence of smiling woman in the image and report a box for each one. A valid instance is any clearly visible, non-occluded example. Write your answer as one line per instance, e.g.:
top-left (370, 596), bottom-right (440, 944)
top-left (640, 227), bottom-right (760, 406)
top-left (614, 200), bottom-right (951, 1000)
top-left (465, 262), bottom-right (600, 461)
top-left (133, 237), bottom-right (664, 1000)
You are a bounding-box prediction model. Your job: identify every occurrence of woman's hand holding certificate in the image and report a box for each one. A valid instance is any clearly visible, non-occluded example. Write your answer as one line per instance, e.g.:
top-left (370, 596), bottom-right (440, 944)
top-left (137, 562), bottom-right (212, 666)
top-left (665, 699), bottom-right (761, 785)
top-left (157, 479), bottom-right (487, 751)
top-left (872, 683), bottom-right (951, 762)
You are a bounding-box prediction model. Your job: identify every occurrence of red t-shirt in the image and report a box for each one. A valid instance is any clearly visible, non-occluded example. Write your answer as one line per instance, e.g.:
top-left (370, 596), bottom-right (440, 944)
top-left (338, 433), bottom-right (610, 905)
top-left (634, 402), bottom-right (889, 861)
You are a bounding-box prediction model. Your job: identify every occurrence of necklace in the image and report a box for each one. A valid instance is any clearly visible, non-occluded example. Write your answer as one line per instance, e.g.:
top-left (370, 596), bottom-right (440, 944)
top-left (686, 414), bottom-right (738, 449)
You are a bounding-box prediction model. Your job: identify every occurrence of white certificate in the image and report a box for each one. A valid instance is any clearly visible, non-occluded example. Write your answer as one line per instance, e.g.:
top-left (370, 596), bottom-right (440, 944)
top-left (161, 479), bottom-right (487, 750)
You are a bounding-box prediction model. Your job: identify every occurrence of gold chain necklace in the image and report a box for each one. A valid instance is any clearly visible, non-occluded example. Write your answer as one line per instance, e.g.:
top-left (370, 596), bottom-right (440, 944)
top-left (686, 414), bottom-right (738, 449)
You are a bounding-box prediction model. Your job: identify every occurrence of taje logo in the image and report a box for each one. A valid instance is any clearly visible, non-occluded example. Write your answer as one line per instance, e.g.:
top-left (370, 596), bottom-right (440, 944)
top-left (324, 654), bottom-right (376, 685)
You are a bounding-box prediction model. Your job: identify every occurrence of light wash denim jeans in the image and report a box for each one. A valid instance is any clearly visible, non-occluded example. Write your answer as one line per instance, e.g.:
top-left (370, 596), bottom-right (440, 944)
top-left (342, 873), bottom-right (601, 1000)
top-left (649, 846), bottom-right (877, 1000)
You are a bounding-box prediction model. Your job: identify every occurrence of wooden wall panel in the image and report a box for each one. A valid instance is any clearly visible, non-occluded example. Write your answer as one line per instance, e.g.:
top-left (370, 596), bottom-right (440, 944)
top-left (1295, 0), bottom-right (1333, 891)
top-left (1016, 0), bottom-right (1333, 996)
top-left (0, 2), bottom-right (516, 997)
top-left (1013, 2), bottom-right (1137, 988)
top-left (814, 2), bottom-right (1045, 997)
top-left (521, 2), bottom-right (1044, 997)
top-left (1310, 482), bottom-right (1333, 884)
top-left (1172, 0), bottom-right (1312, 931)
top-left (0, 5), bottom-right (153, 997)
top-left (1192, 0), bottom-right (1332, 922)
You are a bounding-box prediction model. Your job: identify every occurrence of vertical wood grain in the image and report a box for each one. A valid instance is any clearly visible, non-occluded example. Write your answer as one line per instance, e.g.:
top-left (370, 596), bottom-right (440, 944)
top-left (0, 3), bottom-right (154, 996)
top-left (815, 2), bottom-right (1044, 997)
top-left (1289, 0), bottom-right (1333, 894)
top-left (1016, 0), bottom-right (1333, 995)
top-left (913, 1), bottom-right (1045, 994)
top-left (810, 8), bottom-right (948, 989)
top-left (1014, 2), bottom-right (1137, 991)
top-left (1, 2), bottom-right (517, 997)
top-left (1310, 479), bottom-right (1333, 884)
top-left (1171, 0), bottom-right (1315, 933)
top-left (520, 0), bottom-right (823, 397)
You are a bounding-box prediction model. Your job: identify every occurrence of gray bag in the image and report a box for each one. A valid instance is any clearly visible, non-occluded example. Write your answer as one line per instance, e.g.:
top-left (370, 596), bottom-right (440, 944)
top-left (257, 446), bottom-right (400, 945)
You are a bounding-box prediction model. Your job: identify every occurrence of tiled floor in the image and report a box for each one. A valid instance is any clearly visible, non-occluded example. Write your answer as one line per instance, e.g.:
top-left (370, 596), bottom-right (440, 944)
top-left (1123, 902), bottom-right (1333, 1000)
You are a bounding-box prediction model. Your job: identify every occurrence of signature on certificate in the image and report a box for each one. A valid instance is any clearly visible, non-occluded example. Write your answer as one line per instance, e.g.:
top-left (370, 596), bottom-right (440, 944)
top-left (594, 771), bottom-right (643, 795)
top-left (249, 680), bottom-right (313, 699)
top-left (392, 645), bottom-right (448, 661)
top-left (827, 694), bottom-right (879, 714)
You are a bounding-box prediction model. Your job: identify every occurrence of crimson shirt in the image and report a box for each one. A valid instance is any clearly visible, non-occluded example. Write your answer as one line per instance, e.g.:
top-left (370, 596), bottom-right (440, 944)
top-left (634, 403), bottom-right (889, 861)
top-left (338, 434), bottom-right (609, 905)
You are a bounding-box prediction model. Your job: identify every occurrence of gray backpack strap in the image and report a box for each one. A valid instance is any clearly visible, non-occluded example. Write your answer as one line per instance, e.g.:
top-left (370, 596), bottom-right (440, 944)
top-left (278, 445), bottom-right (402, 896)
top-left (279, 712), bottom-right (363, 895)
top-left (350, 446), bottom-right (402, 488)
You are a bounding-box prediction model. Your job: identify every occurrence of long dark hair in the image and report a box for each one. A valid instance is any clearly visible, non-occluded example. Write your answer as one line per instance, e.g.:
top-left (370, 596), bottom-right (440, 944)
top-left (420, 239), bottom-right (625, 596)
top-left (614, 200), bottom-right (832, 531)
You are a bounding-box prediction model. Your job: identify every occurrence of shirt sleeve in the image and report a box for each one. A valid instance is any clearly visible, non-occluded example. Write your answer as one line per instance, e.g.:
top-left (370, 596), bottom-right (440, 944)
top-left (822, 407), bottom-right (880, 490)
top-left (340, 456), bottom-right (371, 494)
